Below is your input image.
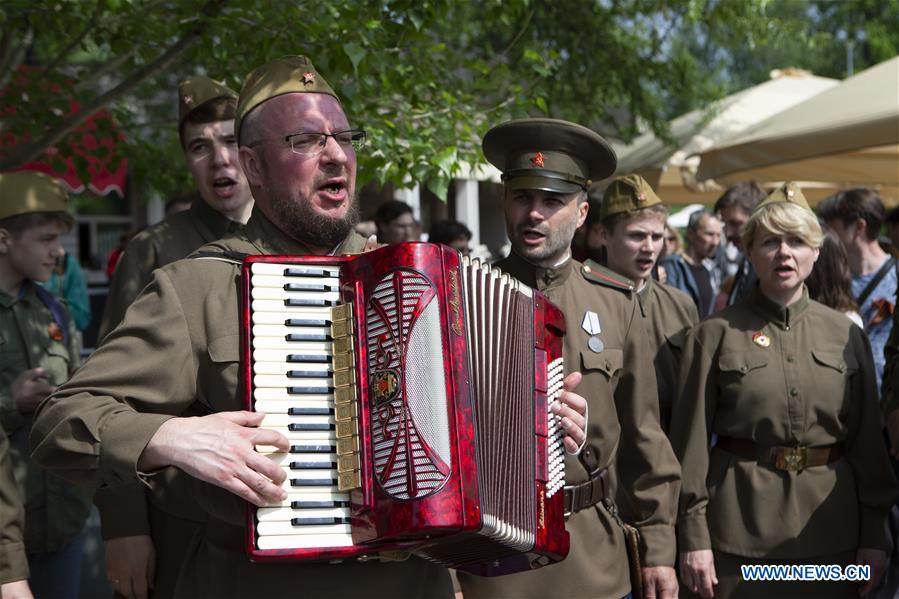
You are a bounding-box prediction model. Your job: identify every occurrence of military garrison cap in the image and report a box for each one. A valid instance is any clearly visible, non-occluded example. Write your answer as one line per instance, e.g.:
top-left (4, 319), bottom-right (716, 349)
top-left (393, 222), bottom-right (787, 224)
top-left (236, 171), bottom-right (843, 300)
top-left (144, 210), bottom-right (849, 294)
top-left (178, 76), bottom-right (238, 124)
top-left (758, 181), bottom-right (811, 212)
top-left (235, 55), bottom-right (338, 144)
top-left (600, 174), bottom-right (663, 220)
top-left (0, 171), bottom-right (70, 221)
top-left (483, 118), bottom-right (617, 194)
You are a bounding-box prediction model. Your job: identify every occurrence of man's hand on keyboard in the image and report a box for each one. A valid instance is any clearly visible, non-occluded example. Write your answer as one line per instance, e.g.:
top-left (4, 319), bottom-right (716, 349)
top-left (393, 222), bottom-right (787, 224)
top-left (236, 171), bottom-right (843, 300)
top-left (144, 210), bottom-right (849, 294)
top-left (138, 411), bottom-right (289, 506)
top-left (554, 371), bottom-right (588, 454)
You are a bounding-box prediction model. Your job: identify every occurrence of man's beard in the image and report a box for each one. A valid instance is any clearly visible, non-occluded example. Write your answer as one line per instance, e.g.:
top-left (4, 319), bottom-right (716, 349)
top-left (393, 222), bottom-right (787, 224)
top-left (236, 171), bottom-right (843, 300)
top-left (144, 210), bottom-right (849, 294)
top-left (269, 186), bottom-right (360, 251)
top-left (510, 216), bottom-right (578, 267)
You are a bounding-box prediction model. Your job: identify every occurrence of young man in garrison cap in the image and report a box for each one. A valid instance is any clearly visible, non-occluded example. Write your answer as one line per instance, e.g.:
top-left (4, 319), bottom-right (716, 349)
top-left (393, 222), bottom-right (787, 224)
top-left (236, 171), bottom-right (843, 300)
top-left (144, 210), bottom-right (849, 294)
top-left (457, 119), bottom-right (681, 599)
top-left (0, 171), bottom-right (91, 598)
top-left (94, 74), bottom-right (253, 599)
top-left (595, 175), bottom-right (698, 433)
top-left (31, 55), bottom-right (567, 598)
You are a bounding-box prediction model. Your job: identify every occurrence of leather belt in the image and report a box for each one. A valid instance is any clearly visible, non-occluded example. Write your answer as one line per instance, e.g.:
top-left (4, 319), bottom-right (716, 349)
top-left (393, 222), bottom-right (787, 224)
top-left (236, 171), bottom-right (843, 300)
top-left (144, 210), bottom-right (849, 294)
top-left (563, 468), bottom-right (609, 516)
top-left (717, 436), bottom-right (842, 472)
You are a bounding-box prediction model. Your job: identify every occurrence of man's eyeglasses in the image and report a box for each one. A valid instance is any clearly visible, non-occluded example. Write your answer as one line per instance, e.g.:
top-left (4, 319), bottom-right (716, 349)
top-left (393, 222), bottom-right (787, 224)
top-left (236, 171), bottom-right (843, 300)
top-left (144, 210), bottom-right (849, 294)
top-left (247, 129), bottom-right (366, 156)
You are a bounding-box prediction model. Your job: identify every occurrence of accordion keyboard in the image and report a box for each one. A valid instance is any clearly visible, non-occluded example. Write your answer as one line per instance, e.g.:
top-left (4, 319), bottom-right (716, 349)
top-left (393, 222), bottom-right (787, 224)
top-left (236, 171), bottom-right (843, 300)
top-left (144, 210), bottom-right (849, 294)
top-left (249, 262), bottom-right (357, 551)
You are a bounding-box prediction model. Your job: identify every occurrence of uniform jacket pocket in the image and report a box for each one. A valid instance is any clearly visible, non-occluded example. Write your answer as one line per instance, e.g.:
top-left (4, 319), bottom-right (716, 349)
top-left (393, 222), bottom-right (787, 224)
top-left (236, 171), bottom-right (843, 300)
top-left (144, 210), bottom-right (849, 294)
top-left (718, 351), bottom-right (768, 376)
top-left (581, 348), bottom-right (623, 380)
top-left (811, 350), bottom-right (857, 375)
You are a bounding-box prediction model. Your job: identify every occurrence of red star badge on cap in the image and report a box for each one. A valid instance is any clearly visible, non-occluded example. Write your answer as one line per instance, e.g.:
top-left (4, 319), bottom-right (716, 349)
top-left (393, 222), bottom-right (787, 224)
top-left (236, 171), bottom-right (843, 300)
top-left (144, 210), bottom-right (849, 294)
top-left (182, 95), bottom-right (193, 105)
top-left (301, 71), bottom-right (316, 85)
top-left (636, 193), bottom-right (647, 203)
top-left (530, 152), bottom-right (545, 168)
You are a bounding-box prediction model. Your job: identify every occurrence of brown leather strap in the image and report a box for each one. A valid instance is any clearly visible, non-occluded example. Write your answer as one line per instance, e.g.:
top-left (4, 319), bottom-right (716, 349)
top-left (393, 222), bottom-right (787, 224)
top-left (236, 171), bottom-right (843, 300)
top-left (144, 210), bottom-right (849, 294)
top-left (563, 468), bottom-right (609, 515)
top-left (717, 436), bottom-right (842, 472)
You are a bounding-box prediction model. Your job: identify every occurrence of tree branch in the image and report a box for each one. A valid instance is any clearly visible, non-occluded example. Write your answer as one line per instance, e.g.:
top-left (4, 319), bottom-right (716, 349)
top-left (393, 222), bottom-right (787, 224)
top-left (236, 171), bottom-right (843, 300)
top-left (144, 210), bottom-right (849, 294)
top-left (73, 50), bottom-right (135, 93)
top-left (43, 6), bottom-right (103, 74)
top-left (0, 0), bottom-right (227, 170)
top-left (0, 23), bottom-right (33, 95)
top-left (502, 6), bottom-right (536, 56)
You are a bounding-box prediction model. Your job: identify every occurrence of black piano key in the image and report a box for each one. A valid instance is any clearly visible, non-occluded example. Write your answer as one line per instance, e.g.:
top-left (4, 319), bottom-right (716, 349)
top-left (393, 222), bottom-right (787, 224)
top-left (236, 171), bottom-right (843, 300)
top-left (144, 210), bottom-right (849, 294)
top-left (284, 267), bottom-right (331, 278)
top-left (289, 444), bottom-right (335, 453)
top-left (287, 386), bottom-right (332, 395)
top-left (285, 332), bottom-right (331, 342)
top-left (290, 500), bottom-right (350, 509)
top-left (287, 370), bottom-right (332, 380)
top-left (284, 298), bottom-right (334, 307)
top-left (287, 354), bottom-right (331, 363)
top-left (291, 516), bottom-right (351, 526)
top-left (290, 478), bottom-right (337, 487)
top-left (283, 283), bottom-right (336, 292)
top-left (287, 406), bottom-right (333, 416)
top-left (289, 461), bottom-right (337, 470)
top-left (284, 318), bottom-right (330, 327)
top-left (288, 422), bottom-right (335, 432)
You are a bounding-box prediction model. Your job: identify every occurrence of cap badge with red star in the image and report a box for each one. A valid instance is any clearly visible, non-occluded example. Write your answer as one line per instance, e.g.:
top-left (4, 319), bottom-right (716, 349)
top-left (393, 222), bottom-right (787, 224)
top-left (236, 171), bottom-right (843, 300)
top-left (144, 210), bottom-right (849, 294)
top-left (301, 71), bottom-right (316, 85)
top-left (530, 152), bottom-right (545, 168)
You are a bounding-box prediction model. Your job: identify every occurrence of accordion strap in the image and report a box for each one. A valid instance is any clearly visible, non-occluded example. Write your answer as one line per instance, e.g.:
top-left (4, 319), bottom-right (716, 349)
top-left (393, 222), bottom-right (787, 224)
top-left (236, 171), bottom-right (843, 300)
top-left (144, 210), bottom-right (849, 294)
top-left (563, 467), bottom-right (609, 516)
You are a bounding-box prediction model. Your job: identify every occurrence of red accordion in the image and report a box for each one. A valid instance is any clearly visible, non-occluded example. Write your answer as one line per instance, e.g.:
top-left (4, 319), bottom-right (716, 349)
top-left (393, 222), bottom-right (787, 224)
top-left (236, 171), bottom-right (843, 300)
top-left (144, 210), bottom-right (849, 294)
top-left (240, 242), bottom-right (568, 575)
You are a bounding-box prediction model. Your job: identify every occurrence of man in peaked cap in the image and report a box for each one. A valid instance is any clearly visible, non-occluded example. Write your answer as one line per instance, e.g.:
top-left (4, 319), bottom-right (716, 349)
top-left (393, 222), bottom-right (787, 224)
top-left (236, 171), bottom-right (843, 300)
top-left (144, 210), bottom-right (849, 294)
top-left (95, 74), bottom-right (253, 599)
top-left (593, 174), bottom-right (698, 433)
top-left (458, 119), bottom-right (681, 599)
top-left (0, 171), bottom-right (90, 598)
top-left (30, 56), bottom-right (453, 598)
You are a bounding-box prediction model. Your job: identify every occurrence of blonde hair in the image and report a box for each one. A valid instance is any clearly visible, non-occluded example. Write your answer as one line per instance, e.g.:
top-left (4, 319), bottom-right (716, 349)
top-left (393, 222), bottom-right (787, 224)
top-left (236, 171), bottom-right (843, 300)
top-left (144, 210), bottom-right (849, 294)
top-left (741, 202), bottom-right (823, 251)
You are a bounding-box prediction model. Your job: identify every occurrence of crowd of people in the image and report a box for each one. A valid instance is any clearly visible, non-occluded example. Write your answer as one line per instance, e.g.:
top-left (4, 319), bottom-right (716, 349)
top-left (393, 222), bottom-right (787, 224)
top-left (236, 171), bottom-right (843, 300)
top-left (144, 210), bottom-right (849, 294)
top-left (0, 53), bottom-right (897, 599)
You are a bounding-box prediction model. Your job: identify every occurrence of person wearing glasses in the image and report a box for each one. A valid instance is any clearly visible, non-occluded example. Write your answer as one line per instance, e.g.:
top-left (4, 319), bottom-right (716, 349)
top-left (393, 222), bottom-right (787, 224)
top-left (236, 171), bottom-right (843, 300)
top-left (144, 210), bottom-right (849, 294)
top-left (670, 183), bottom-right (899, 598)
top-left (94, 75), bottom-right (254, 599)
top-left (30, 55), bottom-right (474, 599)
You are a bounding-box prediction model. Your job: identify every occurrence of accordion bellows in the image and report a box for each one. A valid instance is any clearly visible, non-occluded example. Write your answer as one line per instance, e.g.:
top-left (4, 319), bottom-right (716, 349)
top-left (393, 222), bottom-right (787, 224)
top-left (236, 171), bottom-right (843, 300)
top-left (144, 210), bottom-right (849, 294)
top-left (241, 242), bottom-right (569, 575)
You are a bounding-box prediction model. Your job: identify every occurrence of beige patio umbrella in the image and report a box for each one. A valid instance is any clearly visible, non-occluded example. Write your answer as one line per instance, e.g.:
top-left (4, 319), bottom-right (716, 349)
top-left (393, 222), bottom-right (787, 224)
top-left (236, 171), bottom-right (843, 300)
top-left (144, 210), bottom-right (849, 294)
top-left (613, 68), bottom-right (839, 205)
top-left (696, 56), bottom-right (899, 204)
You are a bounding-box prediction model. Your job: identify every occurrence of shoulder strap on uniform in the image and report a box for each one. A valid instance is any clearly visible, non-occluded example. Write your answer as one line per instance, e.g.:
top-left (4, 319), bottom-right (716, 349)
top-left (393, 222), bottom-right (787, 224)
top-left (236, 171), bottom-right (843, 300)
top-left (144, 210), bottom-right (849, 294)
top-left (580, 259), bottom-right (634, 292)
top-left (29, 283), bottom-right (71, 346)
top-left (190, 250), bottom-right (249, 265)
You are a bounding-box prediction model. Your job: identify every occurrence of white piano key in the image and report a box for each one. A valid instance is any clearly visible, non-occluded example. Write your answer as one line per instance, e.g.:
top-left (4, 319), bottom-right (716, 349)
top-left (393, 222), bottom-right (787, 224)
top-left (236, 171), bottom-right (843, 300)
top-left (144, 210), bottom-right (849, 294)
top-left (251, 274), bottom-right (340, 289)
top-left (253, 299), bottom-right (340, 313)
top-left (252, 338), bottom-right (333, 351)
top-left (257, 506), bottom-right (349, 522)
top-left (261, 414), bottom-right (335, 428)
top-left (254, 361), bottom-right (331, 375)
top-left (262, 452), bottom-right (338, 467)
top-left (280, 429), bottom-right (338, 442)
top-left (253, 349), bottom-right (332, 363)
top-left (251, 287), bottom-right (341, 302)
top-left (251, 263), bottom-right (340, 277)
top-left (254, 374), bottom-right (332, 388)
top-left (257, 521), bottom-right (351, 536)
top-left (262, 489), bottom-right (350, 508)
top-left (252, 307), bottom-right (335, 323)
top-left (253, 397), bottom-right (334, 412)
top-left (253, 324), bottom-right (332, 339)
top-left (256, 533), bottom-right (355, 550)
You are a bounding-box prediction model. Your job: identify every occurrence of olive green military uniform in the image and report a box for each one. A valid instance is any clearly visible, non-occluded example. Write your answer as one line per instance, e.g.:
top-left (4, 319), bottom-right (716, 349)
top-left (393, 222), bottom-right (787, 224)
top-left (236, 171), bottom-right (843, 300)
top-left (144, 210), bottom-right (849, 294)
top-left (31, 209), bottom-right (453, 598)
top-left (0, 283), bottom-right (90, 554)
top-left (94, 197), bottom-right (240, 598)
top-left (458, 253), bottom-right (681, 599)
top-left (671, 184), bottom-right (899, 597)
top-left (99, 198), bottom-right (241, 341)
top-left (602, 174), bottom-right (699, 433)
top-left (636, 280), bottom-right (698, 432)
top-left (94, 75), bottom-right (246, 598)
top-left (0, 426), bottom-right (28, 585)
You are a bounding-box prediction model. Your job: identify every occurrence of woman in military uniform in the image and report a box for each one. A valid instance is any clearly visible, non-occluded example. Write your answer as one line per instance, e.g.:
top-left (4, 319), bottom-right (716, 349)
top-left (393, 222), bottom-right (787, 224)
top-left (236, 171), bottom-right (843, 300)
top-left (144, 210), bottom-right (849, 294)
top-left (670, 182), bottom-right (899, 599)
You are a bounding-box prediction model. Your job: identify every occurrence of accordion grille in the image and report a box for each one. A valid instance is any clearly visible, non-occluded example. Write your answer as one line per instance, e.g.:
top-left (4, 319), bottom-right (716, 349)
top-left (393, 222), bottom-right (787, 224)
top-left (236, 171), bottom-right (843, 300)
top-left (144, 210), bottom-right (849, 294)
top-left (462, 257), bottom-right (535, 553)
top-left (366, 269), bottom-right (452, 500)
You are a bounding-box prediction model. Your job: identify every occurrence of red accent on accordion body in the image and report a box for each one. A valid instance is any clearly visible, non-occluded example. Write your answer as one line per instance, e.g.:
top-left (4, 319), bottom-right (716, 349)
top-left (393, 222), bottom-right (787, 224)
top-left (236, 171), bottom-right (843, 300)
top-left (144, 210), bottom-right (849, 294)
top-left (241, 244), bottom-right (567, 571)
